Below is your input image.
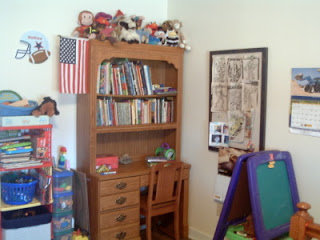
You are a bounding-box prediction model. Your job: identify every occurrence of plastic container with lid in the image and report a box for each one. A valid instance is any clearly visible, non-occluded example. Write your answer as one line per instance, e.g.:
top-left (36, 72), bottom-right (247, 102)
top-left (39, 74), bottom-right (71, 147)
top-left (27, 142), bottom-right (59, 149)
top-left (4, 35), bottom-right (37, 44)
top-left (53, 191), bottom-right (73, 213)
top-left (52, 210), bottom-right (73, 233)
top-left (53, 168), bottom-right (73, 193)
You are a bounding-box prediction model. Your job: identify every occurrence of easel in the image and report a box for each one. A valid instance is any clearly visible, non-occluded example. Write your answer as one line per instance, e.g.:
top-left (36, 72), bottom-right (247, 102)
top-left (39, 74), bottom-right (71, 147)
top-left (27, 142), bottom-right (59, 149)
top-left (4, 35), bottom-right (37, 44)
top-left (213, 151), bottom-right (300, 240)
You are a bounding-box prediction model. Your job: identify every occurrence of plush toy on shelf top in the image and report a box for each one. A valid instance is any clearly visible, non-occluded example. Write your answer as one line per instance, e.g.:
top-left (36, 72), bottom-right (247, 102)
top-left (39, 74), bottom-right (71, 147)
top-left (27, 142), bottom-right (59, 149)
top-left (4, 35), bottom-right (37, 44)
top-left (172, 19), bottom-right (191, 51)
top-left (93, 17), bottom-right (117, 44)
top-left (71, 10), bottom-right (94, 38)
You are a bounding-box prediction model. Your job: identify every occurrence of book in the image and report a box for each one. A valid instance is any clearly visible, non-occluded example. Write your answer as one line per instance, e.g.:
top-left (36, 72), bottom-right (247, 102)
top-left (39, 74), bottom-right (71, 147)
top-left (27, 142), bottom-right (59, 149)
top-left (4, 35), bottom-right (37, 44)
top-left (0, 159), bottom-right (42, 169)
top-left (0, 141), bottom-right (31, 150)
top-left (0, 135), bottom-right (31, 143)
top-left (4, 146), bottom-right (33, 154)
top-left (0, 152), bottom-right (31, 158)
top-left (0, 115), bottom-right (49, 127)
top-left (0, 156), bottom-right (31, 163)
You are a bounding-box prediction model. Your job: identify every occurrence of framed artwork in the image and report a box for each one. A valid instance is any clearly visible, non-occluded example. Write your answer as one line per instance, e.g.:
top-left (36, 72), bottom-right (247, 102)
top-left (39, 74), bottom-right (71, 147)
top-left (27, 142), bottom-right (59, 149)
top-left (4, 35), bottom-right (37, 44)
top-left (208, 48), bottom-right (268, 151)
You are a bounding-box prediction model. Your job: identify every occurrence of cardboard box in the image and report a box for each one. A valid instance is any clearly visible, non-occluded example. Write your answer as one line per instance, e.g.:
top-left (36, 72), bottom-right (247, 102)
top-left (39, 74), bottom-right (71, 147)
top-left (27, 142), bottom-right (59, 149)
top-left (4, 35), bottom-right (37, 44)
top-left (0, 115), bottom-right (49, 127)
top-left (96, 155), bottom-right (119, 169)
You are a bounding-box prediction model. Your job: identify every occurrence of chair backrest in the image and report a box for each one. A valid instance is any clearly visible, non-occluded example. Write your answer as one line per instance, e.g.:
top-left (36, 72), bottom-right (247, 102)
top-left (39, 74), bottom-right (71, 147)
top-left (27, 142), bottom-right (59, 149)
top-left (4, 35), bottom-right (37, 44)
top-left (148, 161), bottom-right (184, 208)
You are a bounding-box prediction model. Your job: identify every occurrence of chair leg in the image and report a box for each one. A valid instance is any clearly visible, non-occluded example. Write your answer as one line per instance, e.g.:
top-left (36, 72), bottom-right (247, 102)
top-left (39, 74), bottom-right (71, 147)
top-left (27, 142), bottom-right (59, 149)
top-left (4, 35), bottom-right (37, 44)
top-left (174, 211), bottom-right (180, 240)
top-left (146, 214), bottom-right (152, 240)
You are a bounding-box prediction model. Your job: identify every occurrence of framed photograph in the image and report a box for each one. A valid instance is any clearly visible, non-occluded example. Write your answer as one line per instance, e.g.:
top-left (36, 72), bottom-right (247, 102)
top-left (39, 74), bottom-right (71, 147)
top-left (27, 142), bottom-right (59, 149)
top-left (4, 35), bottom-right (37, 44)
top-left (209, 48), bottom-right (268, 151)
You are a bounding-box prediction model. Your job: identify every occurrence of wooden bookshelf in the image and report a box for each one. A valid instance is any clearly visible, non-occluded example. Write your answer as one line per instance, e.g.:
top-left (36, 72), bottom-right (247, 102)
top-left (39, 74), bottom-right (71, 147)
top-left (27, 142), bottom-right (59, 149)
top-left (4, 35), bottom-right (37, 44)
top-left (76, 40), bottom-right (185, 240)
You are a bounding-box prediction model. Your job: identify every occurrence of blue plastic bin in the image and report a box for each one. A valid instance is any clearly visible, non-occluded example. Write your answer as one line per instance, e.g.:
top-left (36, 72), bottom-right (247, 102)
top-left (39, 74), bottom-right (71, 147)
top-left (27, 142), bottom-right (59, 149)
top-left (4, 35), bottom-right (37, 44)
top-left (1, 176), bottom-right (38, 205)
top-left (0, 100), bottom-right (38, 116)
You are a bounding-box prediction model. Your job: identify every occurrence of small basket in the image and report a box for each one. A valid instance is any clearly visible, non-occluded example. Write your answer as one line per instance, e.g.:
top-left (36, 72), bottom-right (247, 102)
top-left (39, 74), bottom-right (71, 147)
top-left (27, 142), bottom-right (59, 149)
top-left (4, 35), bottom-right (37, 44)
top-left (0, 100), bottom-right (38, 117)
top-left (1, 176), bottom-right (38, 205)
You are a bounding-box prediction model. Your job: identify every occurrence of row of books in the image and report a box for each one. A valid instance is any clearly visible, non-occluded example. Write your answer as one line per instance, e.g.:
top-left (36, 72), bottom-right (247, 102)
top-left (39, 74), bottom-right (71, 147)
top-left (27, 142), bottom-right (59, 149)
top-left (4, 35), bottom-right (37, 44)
top-left (0, 135), bottom-right (42, 169)
top-left (96, 97), bottom-right (174, 126)
top-left (96, 60), bottom-right (154, 96)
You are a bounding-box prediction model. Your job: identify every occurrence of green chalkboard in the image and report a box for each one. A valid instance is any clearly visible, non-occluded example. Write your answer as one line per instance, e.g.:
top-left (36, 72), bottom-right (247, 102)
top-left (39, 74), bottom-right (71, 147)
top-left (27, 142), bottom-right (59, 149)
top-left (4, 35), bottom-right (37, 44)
top-left (256, 161), bottom-right (294, 229)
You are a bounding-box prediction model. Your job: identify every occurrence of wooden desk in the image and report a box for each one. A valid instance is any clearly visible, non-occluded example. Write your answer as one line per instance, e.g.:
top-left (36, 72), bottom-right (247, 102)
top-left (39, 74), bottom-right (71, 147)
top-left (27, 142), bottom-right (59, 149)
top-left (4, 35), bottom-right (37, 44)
top-left (87, 161), bottom-right (190, 240)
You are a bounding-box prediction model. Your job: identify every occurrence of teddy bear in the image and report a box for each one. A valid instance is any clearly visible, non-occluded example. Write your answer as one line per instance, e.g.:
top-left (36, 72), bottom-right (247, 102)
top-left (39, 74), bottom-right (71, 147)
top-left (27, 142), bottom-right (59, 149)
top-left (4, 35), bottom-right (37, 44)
top-left (161, 20), bottom-right (174, 33)
top-left (171, 19), bottom-right (191, 51)
top-left (71, 11), bottom-right (94, 38)
top-left (32, 97), bottom-right (60, 117)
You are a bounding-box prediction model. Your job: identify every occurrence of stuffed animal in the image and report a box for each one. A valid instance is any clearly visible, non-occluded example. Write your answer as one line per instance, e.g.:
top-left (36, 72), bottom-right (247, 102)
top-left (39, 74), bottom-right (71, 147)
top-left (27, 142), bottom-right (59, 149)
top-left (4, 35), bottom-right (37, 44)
top-left (94, 17), bottom-right (117, 44)
top-left (165, 29), bottom-right (179, 47)
top-left (145, 22), bottom-right (160, 45)
top-left (161, 20), bottom-right (174, 33)
top-left (71, 11), bottom-right (94, 38)
top-left (172, 19), bottom-right (191, 51)
top-left (32, 97), bottom-right (60, 117)
top-left (154, 26), bottom-right (166, 45)
top-left (118, 16), bottom-right (140, 44)
top-left (133, 16), bottom-right (150, 43)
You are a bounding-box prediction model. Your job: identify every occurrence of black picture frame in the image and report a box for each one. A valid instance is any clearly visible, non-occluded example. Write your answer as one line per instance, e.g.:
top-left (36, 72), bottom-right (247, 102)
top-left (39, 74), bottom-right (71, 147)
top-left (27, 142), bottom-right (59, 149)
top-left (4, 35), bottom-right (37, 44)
top-left (208, 48), bottom-right (268, 151)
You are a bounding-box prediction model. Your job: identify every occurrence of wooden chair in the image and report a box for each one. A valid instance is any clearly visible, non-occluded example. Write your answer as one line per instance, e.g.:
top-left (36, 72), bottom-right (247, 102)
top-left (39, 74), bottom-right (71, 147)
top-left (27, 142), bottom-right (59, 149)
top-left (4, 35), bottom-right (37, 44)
top-left (140, 161), bottom-right (184, 240)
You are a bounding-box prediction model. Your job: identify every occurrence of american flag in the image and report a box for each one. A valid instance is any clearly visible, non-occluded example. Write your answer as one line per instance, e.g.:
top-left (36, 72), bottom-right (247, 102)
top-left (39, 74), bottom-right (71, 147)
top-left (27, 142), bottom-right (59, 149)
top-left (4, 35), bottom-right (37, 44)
top-left (59, 36), bottom-right (89, 94)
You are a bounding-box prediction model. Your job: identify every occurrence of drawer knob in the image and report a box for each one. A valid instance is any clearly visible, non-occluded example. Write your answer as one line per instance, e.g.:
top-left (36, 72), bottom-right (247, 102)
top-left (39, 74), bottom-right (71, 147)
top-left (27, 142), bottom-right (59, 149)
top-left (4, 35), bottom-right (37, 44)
top-left (115, 182), bottom-right (127, 190)
top-left (115, 196), bottom-right (127, 205)
top-left (115, 231), bottom-right (127, 239)
top-left (115, 214), bottom-right (127, 222)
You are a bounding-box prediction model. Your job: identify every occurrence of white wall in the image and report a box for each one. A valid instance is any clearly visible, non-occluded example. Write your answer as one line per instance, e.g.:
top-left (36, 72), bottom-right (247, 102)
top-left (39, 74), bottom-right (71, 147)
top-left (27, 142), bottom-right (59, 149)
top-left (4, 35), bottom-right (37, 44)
top-left (168, 0), bottom-right (320, 239)
top-left (1, 0), bottom-right (168, 169)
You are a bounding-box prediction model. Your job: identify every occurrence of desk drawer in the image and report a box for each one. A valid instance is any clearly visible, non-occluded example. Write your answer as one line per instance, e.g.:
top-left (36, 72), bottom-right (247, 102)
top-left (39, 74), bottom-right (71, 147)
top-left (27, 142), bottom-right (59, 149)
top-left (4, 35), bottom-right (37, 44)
top-left (100, 177), bottom-right (140, 196)
top-left (100, 191), bottom-right (139, 212)
top-left (100, 222), bottom-right (140, 240)
top-left (100, 206), bottom-right (139, 229)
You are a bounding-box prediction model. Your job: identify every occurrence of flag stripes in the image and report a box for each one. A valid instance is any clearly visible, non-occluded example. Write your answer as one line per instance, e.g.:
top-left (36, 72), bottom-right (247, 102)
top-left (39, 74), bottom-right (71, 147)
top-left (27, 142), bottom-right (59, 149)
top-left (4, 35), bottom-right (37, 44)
top-left (59, 36), bottom-right (89, 94)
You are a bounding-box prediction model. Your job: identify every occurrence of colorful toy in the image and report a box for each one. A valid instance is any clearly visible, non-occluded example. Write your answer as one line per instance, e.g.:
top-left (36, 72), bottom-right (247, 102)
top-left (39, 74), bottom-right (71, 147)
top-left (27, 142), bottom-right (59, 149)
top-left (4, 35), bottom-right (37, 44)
top-left (118, 16), bottom-right (140, 44)
top-left (154, 26), bottom-right (166, 45)
top-left (133, 16), bottom-right (150, 43)
top-left (71, 10), bottom-right (94, 38)
top-left (172, 19), bottom-right (191, 51)
top-left (165, 29), bottom-right (179, 47)
top-left (32, 96), bottom-right (60, 117)
top-left (58, 146), bottom-right (67, 169)
top-left (155, 143), bottom-right (176, 160)
top-left (94, 17), bottom-right (117, 44)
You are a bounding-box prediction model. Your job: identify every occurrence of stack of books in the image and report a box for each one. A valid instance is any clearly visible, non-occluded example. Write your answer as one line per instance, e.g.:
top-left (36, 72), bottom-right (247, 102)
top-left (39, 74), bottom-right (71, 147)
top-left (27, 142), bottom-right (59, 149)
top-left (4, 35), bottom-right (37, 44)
top-left (0, 135), bottom-right (42, 169)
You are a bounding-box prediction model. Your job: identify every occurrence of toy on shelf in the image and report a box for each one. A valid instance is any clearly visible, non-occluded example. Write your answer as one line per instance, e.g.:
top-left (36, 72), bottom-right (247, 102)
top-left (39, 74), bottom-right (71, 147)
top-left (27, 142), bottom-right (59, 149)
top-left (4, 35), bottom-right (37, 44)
top-left (53, 168), bottom-right (73, 193)
top-left (93, 17), bottom-right (117, 44)
top-left (155, 143), bottom-right (176, 160)
top-left (32, 96), bottom-right (60, 117)
top-left (118, 16), bottom-right (140, 44)
top-left (134, 16), bottom-right (151, 44)
top-left (145, 22), bottom-right (160, 45)
top-left (58, 146), bottom-right (68, 169)
top-left (172, 19), bottom-right (191, 51)
top-left (71, 10), bottom-right (94, 38)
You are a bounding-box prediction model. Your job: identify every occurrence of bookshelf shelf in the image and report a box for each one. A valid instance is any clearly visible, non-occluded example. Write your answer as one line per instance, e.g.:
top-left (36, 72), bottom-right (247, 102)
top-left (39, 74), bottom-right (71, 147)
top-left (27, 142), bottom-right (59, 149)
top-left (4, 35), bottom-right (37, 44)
top-left (76, 40), bottom-right (184, 240)
top-left (0, 198), bottom-right (53, 212)
top-left (96, 122), bottom-right (178, 134)
top-left (97, 94), bottom-right (177, 98)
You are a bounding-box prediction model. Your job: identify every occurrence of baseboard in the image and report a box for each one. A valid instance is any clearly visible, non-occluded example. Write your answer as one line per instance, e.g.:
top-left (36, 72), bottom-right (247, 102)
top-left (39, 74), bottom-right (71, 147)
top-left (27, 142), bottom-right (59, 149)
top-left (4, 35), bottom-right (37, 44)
top-left (188, 226), bottom-right (213, 240)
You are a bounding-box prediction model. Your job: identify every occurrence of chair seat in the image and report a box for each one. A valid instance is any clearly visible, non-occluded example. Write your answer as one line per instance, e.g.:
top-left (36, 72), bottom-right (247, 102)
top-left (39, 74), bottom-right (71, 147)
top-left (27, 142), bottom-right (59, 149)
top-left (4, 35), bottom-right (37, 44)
top-left (140, 195), bottom-right (176, 216)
